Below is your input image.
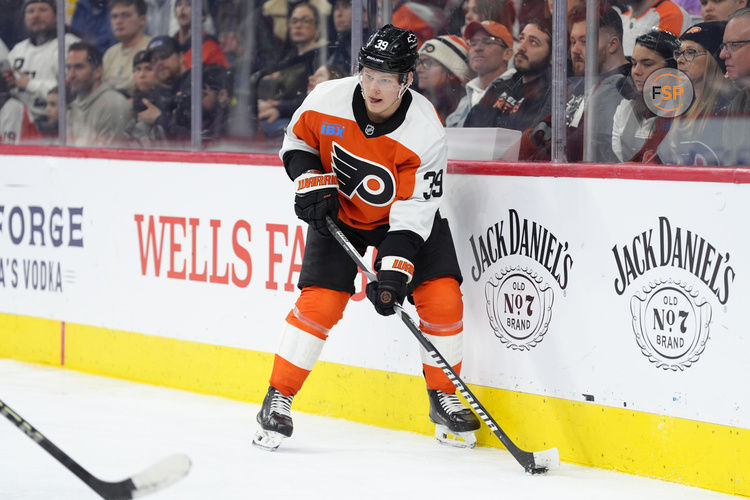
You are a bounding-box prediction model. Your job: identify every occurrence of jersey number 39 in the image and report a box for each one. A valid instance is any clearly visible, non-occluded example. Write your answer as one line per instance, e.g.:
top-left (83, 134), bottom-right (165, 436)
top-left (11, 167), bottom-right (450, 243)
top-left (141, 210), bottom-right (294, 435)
top-left (423, 170), bottom-right (443, 199)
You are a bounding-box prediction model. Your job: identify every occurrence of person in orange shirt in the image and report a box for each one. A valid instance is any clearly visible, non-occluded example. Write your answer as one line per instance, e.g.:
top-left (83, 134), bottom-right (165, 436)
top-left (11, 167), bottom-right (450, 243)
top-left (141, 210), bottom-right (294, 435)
top-left (253, 24), bottom-right (480, 452)
top-left (173, 0), bottom-right (228, 69)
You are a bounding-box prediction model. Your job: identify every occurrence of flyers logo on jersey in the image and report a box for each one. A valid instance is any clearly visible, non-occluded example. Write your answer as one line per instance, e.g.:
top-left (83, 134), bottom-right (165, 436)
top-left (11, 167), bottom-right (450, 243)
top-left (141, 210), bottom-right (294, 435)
top-left (331, 142), bottom-right (395, 206)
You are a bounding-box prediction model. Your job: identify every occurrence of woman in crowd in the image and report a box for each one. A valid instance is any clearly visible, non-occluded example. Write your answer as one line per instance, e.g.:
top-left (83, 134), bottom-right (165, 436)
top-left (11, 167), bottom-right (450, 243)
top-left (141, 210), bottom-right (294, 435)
top-left (415, 35), bottom-right (473, 123)
top-left (611, 30), bottom-right (680, 162)
top-left (256, 2), bottom-right (327, 137)
top-left (640, 21), bottom-right (733, 164)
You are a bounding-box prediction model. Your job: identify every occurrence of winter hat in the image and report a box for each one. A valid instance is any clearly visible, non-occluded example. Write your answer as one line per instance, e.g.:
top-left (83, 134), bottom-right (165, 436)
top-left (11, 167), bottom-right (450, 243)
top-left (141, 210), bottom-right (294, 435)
top-left (463, 20), bottom-right (514, 50)
top-left (23, 0), bottom-right (56, 12)
top-left (635, 29), bottom-right (681, 68)
top-left (680, 21), bottom-right (727, 72)
top-left (419, 35), bottom-right (471, 81)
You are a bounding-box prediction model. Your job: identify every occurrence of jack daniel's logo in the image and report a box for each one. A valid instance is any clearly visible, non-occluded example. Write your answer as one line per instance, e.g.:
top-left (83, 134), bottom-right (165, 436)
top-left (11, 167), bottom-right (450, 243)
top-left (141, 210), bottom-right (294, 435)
top-left (612, 217), bottom-right (735, 371)
top-left (469, 210), bottom-right (573, 350)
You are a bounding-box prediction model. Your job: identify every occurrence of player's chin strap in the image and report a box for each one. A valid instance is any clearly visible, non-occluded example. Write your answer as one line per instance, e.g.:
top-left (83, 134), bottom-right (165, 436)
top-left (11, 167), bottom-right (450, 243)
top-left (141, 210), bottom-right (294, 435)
top-left (324, 216), bottom-right (560, 475)
top-left (397, 79), bottom-right (411, 100)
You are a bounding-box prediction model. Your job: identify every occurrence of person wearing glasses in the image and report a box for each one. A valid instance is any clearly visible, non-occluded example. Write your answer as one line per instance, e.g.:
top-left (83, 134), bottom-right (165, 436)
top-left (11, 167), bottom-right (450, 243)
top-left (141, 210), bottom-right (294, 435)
top-left (256, 2), bottom-right (328, 137)
top-left (720, 7), bottom-right (750, 164)
top-left (445, 20), bottom-right (514, 127)
top-left (415, 35), bottom-right (472, 123)
top-left (102, 0), bottom-right (152, 97)
top-left (464, 18), bottom-right (552, 131)
top-left (637, 21), bottom-right (732, 164)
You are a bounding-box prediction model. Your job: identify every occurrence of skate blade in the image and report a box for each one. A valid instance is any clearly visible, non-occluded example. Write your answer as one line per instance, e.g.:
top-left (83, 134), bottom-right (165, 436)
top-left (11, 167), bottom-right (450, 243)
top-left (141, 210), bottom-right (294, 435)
top-left (252, 428), bottom-right (287, 451)
top-left (434, 424), bottom-right (477, 449)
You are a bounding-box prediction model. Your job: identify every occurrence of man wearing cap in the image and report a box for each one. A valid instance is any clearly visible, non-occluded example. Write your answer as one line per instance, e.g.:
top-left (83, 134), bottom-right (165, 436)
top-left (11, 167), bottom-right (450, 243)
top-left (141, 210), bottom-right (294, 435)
top-left (415, 35), bottom-right (472, 122)
top-left (134, 34), bottom-right (190, 141)
top-left (465, 18), bottom-right (552, 132)
top-left (128, 49), bottom-right (172, 146)
top-left (4, 0), bottom-right (80, 121)
top-left (445, 20), bottom-right (514, 128)
top-left (103, 0), bottom-right (152, 96)
top-left (147, 35), bottom-right (188, 89)
top-left (66, 41), bottom-right (131, 146)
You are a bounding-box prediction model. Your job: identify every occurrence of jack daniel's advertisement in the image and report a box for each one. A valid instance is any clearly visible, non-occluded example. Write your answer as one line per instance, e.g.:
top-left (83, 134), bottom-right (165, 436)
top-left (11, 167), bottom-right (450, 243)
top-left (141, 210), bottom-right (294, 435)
top-left (611, 217), bottom-right (735, 371)
top-left (468, 209), bottom-right (573, 350)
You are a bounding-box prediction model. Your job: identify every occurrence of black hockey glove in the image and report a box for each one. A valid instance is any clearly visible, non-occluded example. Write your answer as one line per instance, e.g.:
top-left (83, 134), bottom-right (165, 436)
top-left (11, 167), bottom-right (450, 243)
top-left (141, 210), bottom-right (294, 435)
top-left (366, 256), bottom-right (414, 316)
top-left (294, 171), bottom-right (339, 234)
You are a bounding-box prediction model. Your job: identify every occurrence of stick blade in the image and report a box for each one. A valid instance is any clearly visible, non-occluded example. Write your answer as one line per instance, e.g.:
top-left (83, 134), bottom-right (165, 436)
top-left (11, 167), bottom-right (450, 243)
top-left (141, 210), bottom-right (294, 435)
top-left (526, 447), bottom-right (560, 474)
top-left (129, 453), bottom-right (192, 498)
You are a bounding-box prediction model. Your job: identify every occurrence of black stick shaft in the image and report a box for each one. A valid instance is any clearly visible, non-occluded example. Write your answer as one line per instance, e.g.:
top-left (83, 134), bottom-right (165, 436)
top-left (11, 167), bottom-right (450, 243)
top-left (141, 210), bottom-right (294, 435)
top-left (325, 216), bottom-right (551, 473)
top-left (0, 398), bottom-right (133, 499)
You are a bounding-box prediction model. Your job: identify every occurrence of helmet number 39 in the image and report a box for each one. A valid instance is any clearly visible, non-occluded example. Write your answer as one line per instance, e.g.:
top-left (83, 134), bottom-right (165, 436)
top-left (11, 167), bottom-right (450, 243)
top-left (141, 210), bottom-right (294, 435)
top-left (374, 40), bottom-right (389, 50)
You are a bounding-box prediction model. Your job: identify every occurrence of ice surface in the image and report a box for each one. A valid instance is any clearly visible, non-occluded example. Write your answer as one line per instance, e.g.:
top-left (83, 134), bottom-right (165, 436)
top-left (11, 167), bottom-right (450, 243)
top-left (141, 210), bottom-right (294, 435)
top-left (0, 359), bottom-right (731, 499)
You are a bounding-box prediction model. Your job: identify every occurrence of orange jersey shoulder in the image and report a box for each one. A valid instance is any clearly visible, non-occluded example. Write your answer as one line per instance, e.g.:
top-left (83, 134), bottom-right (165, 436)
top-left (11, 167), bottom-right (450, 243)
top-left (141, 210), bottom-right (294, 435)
top-left (281, 77), bottom-right (447, 240)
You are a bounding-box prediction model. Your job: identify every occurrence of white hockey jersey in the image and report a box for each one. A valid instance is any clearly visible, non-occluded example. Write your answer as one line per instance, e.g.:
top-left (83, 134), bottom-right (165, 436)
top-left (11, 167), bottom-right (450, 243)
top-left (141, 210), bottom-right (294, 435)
top-left (280, 76), bottom-right (447, 243)
top-left (0, 97), bottom-right (41, 144)
top-left (8, 33), bottom-right (80, 120)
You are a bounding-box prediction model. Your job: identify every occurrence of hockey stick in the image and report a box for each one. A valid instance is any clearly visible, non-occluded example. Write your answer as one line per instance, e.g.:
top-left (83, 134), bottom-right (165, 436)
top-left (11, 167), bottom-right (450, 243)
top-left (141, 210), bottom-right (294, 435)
top-left (0, 397), bottom-right (191, 499)
top-left (325, 216), bottom-right (560, 474)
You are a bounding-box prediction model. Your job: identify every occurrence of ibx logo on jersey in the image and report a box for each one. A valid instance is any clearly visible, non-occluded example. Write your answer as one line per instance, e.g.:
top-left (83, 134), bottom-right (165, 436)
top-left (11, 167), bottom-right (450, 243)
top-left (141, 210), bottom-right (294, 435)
top-left (321, 122), bottom-right (345, 138)
top-left (330, 142), bottom-right (395, 206)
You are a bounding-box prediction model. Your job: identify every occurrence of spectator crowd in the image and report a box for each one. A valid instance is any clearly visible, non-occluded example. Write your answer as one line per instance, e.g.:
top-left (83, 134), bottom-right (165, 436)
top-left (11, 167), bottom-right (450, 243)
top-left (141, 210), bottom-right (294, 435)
top-left (0, 0), bottom-right (749, 165)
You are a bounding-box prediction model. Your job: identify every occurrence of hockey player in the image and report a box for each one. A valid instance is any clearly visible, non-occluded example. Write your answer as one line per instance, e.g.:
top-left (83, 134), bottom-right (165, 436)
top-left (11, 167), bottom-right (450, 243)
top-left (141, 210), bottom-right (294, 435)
top-left (253, 24), bottom-right (481, 452)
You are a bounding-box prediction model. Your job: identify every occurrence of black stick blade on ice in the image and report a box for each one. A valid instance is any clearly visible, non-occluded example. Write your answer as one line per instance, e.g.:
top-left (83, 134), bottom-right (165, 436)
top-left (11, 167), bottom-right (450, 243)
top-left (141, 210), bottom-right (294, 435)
top-left (1, 398), bottom-right (191, 499)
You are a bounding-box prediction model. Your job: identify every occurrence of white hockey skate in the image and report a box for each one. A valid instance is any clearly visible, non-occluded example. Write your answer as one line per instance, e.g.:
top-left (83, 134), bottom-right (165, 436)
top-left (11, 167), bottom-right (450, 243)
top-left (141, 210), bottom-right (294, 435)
top-left (253, 386), bottom-right (294, 451)
top-left (428, 389), bottom-right (480, 449)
